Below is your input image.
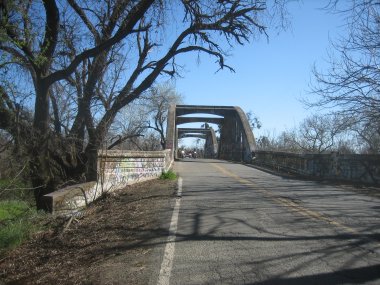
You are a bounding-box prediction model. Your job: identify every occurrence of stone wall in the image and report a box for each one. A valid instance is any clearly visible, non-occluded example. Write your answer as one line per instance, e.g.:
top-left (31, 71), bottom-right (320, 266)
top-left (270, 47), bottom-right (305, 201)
top-left (253, 151), bottom-right (380, 185)
top-left (43, 149), bottom-right (173, 216)
top-left (98, 150), bottom-right (173, 191)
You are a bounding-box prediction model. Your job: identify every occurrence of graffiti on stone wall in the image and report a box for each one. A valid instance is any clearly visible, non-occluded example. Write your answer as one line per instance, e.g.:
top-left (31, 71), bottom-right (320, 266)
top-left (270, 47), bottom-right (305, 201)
top-left (46, 150), bottom-right (173, 215)
top-left (101, 157), bottom-right (165, 188)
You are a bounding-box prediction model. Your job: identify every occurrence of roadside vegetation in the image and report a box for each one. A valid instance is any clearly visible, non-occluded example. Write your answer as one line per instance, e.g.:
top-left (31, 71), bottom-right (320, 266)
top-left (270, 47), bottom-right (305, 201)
top-left (0, 179), bottom-right (178, 284)
top-left (0, 200), bottom-right (35, 253)
top-left (0, 179), bottom-right (47, 256)
top-left (160, 170), bottom-right (177, 180)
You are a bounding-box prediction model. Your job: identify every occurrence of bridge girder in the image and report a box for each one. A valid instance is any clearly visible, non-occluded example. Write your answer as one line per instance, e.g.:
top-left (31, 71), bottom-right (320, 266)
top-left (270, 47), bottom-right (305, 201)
top-left (179, 134), bottom-right (206, 139)
top-left (178, 128), bottom-right (214, 135)
top-left (176, 116), bottom-right (224, 126)
top-left (176, 105), bottom-right (235, 117)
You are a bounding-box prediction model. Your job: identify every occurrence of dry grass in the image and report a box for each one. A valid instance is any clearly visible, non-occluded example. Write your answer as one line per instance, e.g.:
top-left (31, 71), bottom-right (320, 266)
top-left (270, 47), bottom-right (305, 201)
top-left (0, 179), bottom-right (177, 284)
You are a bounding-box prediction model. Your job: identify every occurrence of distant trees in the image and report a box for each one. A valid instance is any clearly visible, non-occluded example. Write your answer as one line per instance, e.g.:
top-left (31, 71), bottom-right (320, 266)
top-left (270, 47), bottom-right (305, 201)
top-left (295, 114), bottom-right (345, 153)
top-left (144, 83), bottom-right (183, 149)
top-left (259, 0), bottom-right (380, 155)
top-left (246, 111), bottom-right (262, 130)
top-left (307, 0), bottom-right (380, 154)
top-left (106, 101), bottom-right (147, 151)
top-left (256, 114), bottom-right (355, 154)
top-left (1, 0), bottom-right (286, 207)
top-left (108, 83), bottom-right (182, 150)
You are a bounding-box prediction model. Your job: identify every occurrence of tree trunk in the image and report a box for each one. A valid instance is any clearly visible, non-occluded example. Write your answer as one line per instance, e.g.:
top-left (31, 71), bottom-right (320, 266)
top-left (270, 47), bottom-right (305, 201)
top-left (84, 144), bottom-right (99, 182)
top-left (30, 79), bottom-right (53, 209)
top-left (30, 79), bottom-right (87, 210)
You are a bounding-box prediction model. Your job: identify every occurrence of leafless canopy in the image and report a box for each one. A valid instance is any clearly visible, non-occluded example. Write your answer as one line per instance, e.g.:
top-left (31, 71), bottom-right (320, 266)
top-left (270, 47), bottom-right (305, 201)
top-left (308, 0), bottom-right (380, 152)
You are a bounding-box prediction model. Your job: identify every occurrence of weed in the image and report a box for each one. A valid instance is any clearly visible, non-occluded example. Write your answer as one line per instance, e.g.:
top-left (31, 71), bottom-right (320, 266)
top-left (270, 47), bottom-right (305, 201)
top-left (0, 179), bottom-right (33, 202)
top-left (159, 170), bottom-right (177, 180)
top-left (0, 221), bottom-right (30, 251)
top-left (0, 200), bottom-right (43, 255)
top-left (0, 200), bottom-right (29, 221)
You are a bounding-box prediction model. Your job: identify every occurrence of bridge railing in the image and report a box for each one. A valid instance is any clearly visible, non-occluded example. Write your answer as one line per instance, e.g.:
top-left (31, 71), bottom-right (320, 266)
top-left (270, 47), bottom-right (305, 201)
top-left (43, 149), bottom-right (173, 216)
top-left (252, 150), bottom-right (380, 185)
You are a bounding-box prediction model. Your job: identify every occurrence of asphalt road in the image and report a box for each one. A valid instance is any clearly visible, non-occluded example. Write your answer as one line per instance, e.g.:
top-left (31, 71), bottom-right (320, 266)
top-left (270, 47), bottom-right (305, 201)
top-left (158, 159), bottom-right (380, 285)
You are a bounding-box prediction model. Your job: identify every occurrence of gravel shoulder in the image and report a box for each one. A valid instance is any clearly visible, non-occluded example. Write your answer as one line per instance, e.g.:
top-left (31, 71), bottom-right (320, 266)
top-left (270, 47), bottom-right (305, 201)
top-left (0, 179), bottom-right (177, 285)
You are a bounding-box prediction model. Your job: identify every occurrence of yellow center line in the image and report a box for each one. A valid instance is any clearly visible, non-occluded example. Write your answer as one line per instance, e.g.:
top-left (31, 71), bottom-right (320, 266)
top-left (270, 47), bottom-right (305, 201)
top-left (211, 163), bottom-right (360, 235)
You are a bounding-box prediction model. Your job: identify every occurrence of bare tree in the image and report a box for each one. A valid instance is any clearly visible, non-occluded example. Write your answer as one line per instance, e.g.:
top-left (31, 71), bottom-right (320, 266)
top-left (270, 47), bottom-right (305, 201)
top-left (295, 114), bottom-right (344, 153)
top-left (144, 83), bottom-right (183, 149)
top-left (307, 0), bottom-right (380, 153)
top-left (0, 0), bottom-right (288, 208)
top-left (107, 83), bottom-right (182, 150)
top-left (246, 110), bottom-right (262, 130)
top-left (107, 101), bottom-right (147, 150)
top-left (353, 123), bottom-right (380, 153)
top-left (138, 132), bottom-right (162, 151)
top-left (256, 135), bottom-right (275, 150)
top-left (257, 114), bottom-right (350, 153)
top-left (275, 129), bottom-right (299, 152)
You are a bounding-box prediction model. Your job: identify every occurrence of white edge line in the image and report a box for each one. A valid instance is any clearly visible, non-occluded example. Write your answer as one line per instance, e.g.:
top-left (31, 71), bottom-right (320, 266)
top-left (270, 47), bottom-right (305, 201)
top-left (157, 177), bottom-right (183, 285)
top-left (177, 177), bottom-right (183, 197)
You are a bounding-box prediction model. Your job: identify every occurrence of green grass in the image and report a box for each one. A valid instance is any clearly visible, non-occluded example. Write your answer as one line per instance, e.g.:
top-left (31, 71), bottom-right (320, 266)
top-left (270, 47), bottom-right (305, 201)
top-left (0, 178), bottom-right (33, 202)
top-left (0, 220), bottom-right (30, 251)
top-left (0, 200), bottom-right (42, 255)
top-left (159, 170), bottom-right (177, 180)
top-left (0, 178), bottom-right (49, 255)
top-left (0, 178), bottom-right (27, 189)
top-left (0, 200), bottom-right (29, 221)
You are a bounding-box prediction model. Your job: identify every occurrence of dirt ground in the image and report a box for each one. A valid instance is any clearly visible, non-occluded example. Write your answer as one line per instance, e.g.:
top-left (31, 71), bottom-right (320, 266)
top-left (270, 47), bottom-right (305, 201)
top-left (0, 179), bottom-right (177, 285)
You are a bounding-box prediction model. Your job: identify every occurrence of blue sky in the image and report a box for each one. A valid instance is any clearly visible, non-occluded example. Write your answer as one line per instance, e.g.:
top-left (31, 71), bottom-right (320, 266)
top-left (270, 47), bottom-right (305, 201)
top-left (173, 1), bottom-right (346, 142)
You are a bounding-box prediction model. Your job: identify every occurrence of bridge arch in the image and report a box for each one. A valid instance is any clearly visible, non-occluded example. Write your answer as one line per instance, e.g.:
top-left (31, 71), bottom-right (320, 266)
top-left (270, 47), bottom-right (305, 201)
top-left (166, 105), bottom-right (256, 162)
top-left (177, 127), bottom-right (218, 158)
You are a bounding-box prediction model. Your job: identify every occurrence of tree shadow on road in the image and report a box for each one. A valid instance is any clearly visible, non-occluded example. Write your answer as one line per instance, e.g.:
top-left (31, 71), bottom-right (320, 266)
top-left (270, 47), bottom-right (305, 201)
top-left (244, 263), bottom-right (380, 285)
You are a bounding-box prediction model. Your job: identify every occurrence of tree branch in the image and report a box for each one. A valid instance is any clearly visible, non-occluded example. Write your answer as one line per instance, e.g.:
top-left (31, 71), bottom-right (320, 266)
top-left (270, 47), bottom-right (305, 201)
top-left (45, 0), bottom-right (155, 85)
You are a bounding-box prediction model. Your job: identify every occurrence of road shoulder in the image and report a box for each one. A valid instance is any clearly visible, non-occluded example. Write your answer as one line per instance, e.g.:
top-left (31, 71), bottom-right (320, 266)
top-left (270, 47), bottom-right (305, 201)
top-left (0, 179), bottom-right (177, 285)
